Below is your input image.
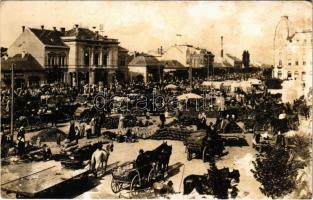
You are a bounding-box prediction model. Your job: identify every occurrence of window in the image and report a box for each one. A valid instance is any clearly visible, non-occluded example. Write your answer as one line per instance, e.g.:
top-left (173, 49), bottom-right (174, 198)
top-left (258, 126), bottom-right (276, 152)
top-left (51, 57), bottom-right (55, 66)
top-left (278, 71), bottom-right (282, 79)
top-left (47, 52), bottom-right (56, 66)
top-left (94, 53), bottom-right (99, 66)
top-left (295, 61), bottom-right (299, 66)
top-left (84, 50), bottom-right (90, 66)
top-left (102, 53), bottom-right (108, 66)
top-left (119, 56), bottom-right (126, 66)
top-left (48, 57), bottom-right (52, 66)
top-left (59, 56), bottom-right (62, 66)
top-left (294, 71), bottom-right (299, 80)
top-left (287, 71), bottom-right (292, 79)
top-left (288, 62), bottom-right (291, 66)
top-left (303, 61), bottom-right (306, 66)
top-left (301, 71), bottom-right (306, 81)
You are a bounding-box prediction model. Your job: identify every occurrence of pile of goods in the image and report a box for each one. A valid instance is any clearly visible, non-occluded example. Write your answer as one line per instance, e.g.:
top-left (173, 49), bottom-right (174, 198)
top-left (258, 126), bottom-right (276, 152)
top-left (132, 125), bottom-right (159, 139)
top-left (123, 116), bottom-right (153, 128)
top-left (184, 131), bottom-right (207, 147)
top-left (112, 161), bottom-right (136, 180)
top-left (103, 116), bottom-right (119, 129)
top-left (179, 115), bottom-right (199, 126)
top-left (102, 131), bottom-right (117, 140)
top-left (223, 121), bottom-right (243, 133)
top-left (59, 138), bottom-right (110, 169)
top-left (123, 115), bottom-right (138, 127)
top-left (31, 128), bottom-right (67, 143)
top-left (150, 126), bottom-right (192, 141)
top-left (60, 138), bottom-right (109, 156)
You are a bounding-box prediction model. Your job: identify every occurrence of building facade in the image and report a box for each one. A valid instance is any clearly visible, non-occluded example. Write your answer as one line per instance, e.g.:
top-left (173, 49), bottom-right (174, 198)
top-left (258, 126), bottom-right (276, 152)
top-left (162, 44), bottom-right (214, 69)
top-left (273, 16), bottom-right (312, 81)
top-left (128, 53), bottom-right (164, 83)
top-left (3, 25), bottom-right (128, 87)
top-left (161, 44), bottom-right (214, 81)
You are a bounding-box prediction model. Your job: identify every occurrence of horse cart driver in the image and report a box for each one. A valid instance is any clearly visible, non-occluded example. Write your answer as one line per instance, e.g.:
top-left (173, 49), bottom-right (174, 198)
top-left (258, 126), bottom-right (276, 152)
top-left (135, 149), bottom-right (154, 179)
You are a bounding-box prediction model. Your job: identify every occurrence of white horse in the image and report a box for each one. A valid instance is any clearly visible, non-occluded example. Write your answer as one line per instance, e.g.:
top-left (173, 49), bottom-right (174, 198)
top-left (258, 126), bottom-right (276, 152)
top-left (90, 143), bottom-right (114, 177)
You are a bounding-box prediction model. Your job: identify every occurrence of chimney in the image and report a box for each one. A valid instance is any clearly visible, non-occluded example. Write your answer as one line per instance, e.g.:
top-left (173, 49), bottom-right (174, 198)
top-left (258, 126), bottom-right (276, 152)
top-left (41, 25), bottom-right (44, 30)
top-left (221, 36), bottom-right (224, 58)
top-left (60, 27), bottom-right (65, 33)
top-left (75, 24), bottom-right (79, 35)
top-left (21, 51), bottom-right (26, 58)
top-left (53, 27), bottom-right (57, 31)
top-left (22, 26), bottom-right (25, 32)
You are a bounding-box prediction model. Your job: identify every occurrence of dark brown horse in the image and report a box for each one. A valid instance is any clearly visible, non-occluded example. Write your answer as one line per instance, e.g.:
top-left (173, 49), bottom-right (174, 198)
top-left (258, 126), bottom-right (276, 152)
top-left (136, 141), bottom-right (172, 177)
top-left (183, 168), bottom-right (240, 198)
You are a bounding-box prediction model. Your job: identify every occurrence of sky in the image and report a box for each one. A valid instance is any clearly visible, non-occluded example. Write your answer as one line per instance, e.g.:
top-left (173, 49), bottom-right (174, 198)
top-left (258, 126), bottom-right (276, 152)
top-left (0, 1), bottom-right (312, 65)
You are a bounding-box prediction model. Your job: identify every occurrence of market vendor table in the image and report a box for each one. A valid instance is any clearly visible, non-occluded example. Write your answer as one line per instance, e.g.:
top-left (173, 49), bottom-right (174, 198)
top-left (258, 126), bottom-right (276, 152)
top-left (1, 160), bottom-right (89, 198)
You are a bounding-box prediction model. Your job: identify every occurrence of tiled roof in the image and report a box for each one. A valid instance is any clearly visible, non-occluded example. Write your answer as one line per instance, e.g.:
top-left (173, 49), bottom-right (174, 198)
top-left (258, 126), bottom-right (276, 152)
top-left (128, 54), bottom-right (162, 66)
top-left (118, 46), bottom-right (128, 52)
top-left (63, 27), bottom-right (118, 43)
top-left (226, 53), bottom-right (241, 62)
top-left (1, 53), bottom-right (45, 72)
top-left (29, 28), bottom-right (68, 47)
top-left (64, 28), bottom-right (97, 39)
top-left (161, 60), bottom-right (186, 69)
top-left (287, 30), bottom-right (312, 41)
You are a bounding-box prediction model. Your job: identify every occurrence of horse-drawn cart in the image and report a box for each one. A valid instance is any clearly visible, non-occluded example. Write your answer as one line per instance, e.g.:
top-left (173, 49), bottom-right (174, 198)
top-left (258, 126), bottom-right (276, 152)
top-left (111, 161), bottom-right (161, 196)
top-left (184, 131), bottom-right (212, 162)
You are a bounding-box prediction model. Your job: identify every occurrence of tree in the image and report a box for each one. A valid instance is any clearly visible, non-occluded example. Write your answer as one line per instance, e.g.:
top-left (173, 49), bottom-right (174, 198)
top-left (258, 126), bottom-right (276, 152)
top-left (242, 50), bottom-right (250, 69)
top-left (251, 146), bottom-right (305, 198)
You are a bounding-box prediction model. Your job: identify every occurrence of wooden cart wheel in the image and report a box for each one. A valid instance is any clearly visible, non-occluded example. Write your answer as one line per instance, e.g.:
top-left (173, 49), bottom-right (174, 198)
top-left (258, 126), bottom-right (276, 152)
top-left (148, 168), bottom-right (157, 183)
top-left (130, 174), bottom-right (140, 197)
top-left (187, 148), bottom-right (192, 161)
top-left (202, 146), bottom-right (208, 162)
top-left (111, 178), bottom-right (123, 193)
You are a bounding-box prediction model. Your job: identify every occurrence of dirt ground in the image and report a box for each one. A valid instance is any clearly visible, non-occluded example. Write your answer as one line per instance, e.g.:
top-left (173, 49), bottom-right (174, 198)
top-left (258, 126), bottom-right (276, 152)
top-left (2, 116), bottom-right (311, 199)
top-left (76, 134), bottom-right (264, 199)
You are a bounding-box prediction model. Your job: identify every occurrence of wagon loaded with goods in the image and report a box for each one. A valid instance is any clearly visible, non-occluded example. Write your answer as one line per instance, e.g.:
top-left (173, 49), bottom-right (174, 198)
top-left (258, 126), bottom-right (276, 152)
top-left (184, 131), bottom-right (212, 162)
top-left (111, 161), bottom-right (161, 196)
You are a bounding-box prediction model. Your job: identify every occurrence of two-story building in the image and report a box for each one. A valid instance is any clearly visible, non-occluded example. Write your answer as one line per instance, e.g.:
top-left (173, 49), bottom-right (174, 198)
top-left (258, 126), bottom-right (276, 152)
top-left (3, 25), bottom-right (69, 87)
top-left (61, 25), bottom-right (119, 86)
top-left (1, 25), bottom-right (127, 88)
top-left (161, 44), bottom-right (214, 80)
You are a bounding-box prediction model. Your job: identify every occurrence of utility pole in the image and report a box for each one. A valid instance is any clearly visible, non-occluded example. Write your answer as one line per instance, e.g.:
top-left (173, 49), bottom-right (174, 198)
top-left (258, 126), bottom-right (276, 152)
top-left (157, 46), bottom-right (163, 84)
top-left (10, 64), bottom-right (14, 139)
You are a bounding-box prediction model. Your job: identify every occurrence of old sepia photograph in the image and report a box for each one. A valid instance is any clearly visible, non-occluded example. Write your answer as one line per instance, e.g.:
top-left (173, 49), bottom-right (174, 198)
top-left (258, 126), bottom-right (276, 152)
top-left (0, 0), bottom-right (312, 199)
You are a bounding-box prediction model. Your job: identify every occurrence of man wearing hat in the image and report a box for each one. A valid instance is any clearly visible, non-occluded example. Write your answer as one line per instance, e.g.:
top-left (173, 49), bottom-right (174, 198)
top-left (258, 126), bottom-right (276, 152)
top-left (17, 126), bottom-right (26, 155)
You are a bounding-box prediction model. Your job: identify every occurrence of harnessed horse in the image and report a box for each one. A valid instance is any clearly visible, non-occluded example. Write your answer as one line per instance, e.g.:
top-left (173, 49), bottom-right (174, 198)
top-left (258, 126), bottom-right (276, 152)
top-left (90, 142), bottom-right (114, 177)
